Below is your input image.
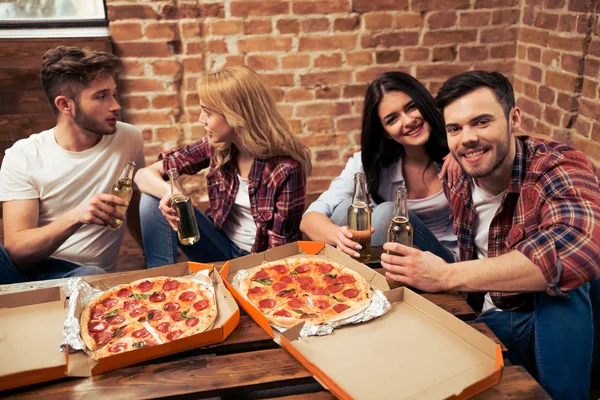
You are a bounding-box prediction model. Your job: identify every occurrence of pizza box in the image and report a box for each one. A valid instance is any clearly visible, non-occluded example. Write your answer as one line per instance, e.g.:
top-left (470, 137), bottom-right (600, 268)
top-left (0, 286), bottom-right (68, 391)
top-left (67, 261), bottom-right (239, 376)
top-left (220, 241), bottom-right (503, 399)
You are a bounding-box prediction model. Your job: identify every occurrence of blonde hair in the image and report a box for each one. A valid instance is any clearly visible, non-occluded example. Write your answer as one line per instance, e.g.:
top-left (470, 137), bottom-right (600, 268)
top-left (196, 65), bottom-right (312, 175)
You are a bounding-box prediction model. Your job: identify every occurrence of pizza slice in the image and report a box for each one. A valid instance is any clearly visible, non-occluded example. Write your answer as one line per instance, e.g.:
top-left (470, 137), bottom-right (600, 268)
top-left (266, 294), bottom-right (324, 328)
top-left (91, 321), bottom-right (159, 360)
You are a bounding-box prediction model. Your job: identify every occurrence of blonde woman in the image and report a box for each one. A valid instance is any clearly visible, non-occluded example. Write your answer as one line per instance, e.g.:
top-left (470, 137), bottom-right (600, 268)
top-left (135, 65), bottom-right (311, 267)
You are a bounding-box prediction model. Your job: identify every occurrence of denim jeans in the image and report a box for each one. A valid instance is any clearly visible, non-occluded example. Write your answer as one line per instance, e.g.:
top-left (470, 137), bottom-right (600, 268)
top-left (0, 245), bottom-right (105, 284)
top-left (330, 198), bottom-right (456, 263)
top-left (476, 280), bottom-right (600, 400)
top-left (139, 193), bottom-right (250, 269)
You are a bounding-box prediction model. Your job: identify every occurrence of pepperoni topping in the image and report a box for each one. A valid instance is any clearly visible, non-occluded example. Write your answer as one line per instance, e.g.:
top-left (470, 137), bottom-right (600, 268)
top-left (249, 286), bottom-right (267, 295)
top-left (312, 287), bottom-right (326, 296)
top-left (177, 291), bottom-right (196, 302)
top-left (294, 264), bottom-right (310, 274)
top-left (253, 270), bottom-right (271, 280)
top-left (149, 292), bottom-right (166, 303)
top-left (318, 263), bottom-right (333, 274)
top-left (91, 307), bottom-right (104, 319)
top-left (171, 312), bottom-right (184, 322)
top-left (157, 322), bottom-right (171, 333)
top-left (333, 303), bottom-right (351, 313)
top-left (279, 276), bottom-right (294, 284)
top-left (88, 321), bottom-right (108, 332)
top-left (132, 328), bottom-right (150, 338)
top-left (93, 331), bottom-right (111, 346)
top-left (296, 276), bottom-right (313, 285)
top-left (271, 264), bottom-right (288, 274)
top-left (105, 314), bottom-right (125, 325)
top-left (163, 302), bottom-right (181, 312)
top-left (274, 310), bottom-right (291, 317)
top-left (327, 283), bottom-right (344, 293)
top-left (314, 300), bottom-right (331, 309)
top-left (287, 298), bottom-right (305, 308)
top-left (272, 282), bottom-right (287, 292)
top-left (101, 298), bottom-right (118, 309)
top-left (149, 310), bottom-right (164, 321)
top-left (186, 317), bottom-right (200, 327)
top-left (300, 313), bottom-right (317, 319)
top-left (109, 342), bottom-right (127, 353)
top-left (193, 299), bottom-right (210, 311)
top-left (117, 288), bottom-right (133, 298)
top-left (167, 330), bottom-right (183, 341)
top-left (123, 300), bottom-right (140, 311)
top-left (300, 283), bottom-right (314, 291)
top-left (259, 298), bottom-right (276, 309)
top-left (163, 280), bottom-right (180, 292)
top-left (343, 288), bottom-right (360, 298)
top-left (323, 276), bottom-right (338, 285)
top-left (339, 275), bottom-right (356, 284)
top-left (136, 280), bottom-right (154, 292)
top-left (278, 290), bottom-right (296, 298)
top-left (129, 307), bottom-right (147, 318)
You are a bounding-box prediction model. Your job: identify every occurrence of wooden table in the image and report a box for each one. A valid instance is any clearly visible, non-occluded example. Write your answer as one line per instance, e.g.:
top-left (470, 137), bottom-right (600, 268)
top-left (1, 275), bottom-right (548, 399)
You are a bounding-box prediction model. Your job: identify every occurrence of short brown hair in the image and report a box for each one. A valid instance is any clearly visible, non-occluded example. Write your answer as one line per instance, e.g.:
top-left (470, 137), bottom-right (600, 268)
top-left (41, 46), bottom-right (122, 116)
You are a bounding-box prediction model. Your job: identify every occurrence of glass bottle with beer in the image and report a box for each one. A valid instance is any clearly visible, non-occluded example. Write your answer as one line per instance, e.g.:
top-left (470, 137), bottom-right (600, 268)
top-left (347, 172), bottom-right (372, 263)
top-left (386, 186), bottom-right (414, 254)
top-left (107, 161), bottom-right (136, 230)
top-left (167, 168), bottom-right (200, 246)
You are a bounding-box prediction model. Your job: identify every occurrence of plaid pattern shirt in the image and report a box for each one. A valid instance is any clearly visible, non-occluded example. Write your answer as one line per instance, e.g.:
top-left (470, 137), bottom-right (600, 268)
top-left (159, 137), bottom-right (306, 252)
top-left (444, 136), bottom-right (600, 311)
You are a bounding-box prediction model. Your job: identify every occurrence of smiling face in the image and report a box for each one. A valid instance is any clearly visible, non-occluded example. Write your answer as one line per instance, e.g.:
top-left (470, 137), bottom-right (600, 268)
top-left (198, 100), bottom-right (236, 145)
top-left (444, 87), bottom-right (519, 184)
top-left (377, 91), bottom-right (431, 150)
top-left (72, 75), bottom-right (121, 135)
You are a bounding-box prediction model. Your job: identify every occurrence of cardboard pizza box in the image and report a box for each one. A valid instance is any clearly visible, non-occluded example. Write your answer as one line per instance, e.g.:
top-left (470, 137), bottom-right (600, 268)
top-left (219, 241), bottom-right (503, 399)
top-left (0, 287), bottom-right (68, 391)
top-left (67, 261), bottom-right (239, 376)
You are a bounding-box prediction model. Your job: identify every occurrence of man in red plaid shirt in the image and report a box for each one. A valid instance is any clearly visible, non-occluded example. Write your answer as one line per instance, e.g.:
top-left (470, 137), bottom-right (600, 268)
top-left (381, 70), bottom-right (599, 399)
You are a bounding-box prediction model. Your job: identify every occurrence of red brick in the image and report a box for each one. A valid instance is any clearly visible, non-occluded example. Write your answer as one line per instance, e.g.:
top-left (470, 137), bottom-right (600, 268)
top-left (472, 60), bottom-right (514, 75)
top-left (356, 66), bottom-right (409, 82)
top-left (301, 71), bottom-right (353, 86)
top-left (185, 93), bottom-right (199, 108)
top-left (231, 1), bottom-right (288, 16)
top-left (311, 165), bottom-right (346, 177)
top-left (199, 3), bottom-right (224, 18)
top-left (238, 37), bottom-right (292, 52)
top-left (308, 179), bottom-right (336, 193)
top-left (518, 27), bottom-right (549, 46)
top-left (125, 111), bottom-right (171, 125)
top-left (522, 5), bottom-right (534, 26)
top-left (568, 0), bottom-right (591, 12)
top-left (480, 27), bottom-right (517, 43)
top-left (121, 60), bottom-right (145, 77)
top-left (315, 150), bottom-right (340, 162)
top-left (315, 54), bottom-right (343, 68)
top-left (549, 35), bottom-right (585, 53)
top-left (364, 13), bottom-right (393, 30)
top-left (207, 40), bottom-right (228, 54)
top-left (582, 77), bottom-right (598, 99)
top-left (515, 62), bottom-right (542, 82)
top-left (428, 11), bottom-right (457, 30)
top-left (152, 94), bottom-right (179, 109)
top-left (534, 12), bottom-right (559, 30)
top-left (432, 46), bottom-right (457, 61)
top-left (277, 19), bottom-right (300, 34)
top-left (592, 122), bottom-right (600, 142)
top-left (579, 98), bottom-right (600, 119)
top-left (109, 22), bottom-right (142, 41)
top-left (247, 55), bottom-right (278, 71)
top-left (300, 133), bottom-right (350, 147)
top-left (574, 117), bottom-right (592, 137)
top-left (422, 29), bottom-right (477, 45)
top-left (491, 8), bottom-right (520, 24)
top-left (459, 46), bottom-right (487, 61)
top-left (517, 44), bottom-right (527, 60)
top-left (186, 42), bottom-right (203, 55)
top-left (114, 42), bottom-right (172, 58)
top-left (557, 92), bottom-right (577, 111)
top-left (211, 20), bottom-right (242, 35)
top-left (517, 97), bottom-right (542, 118)
top-left (292, 0), bottom-right (350, 14)
top-left (158, 4), bottom-right (180, 19)
top-left (577, 14), bottom-right (594, 35)
top-left (412, 0), bottom-right (469, 11)
top-left (343, 84), bottom-right (368, 98)
top-left (562, 54), bottom-right (582, 75)
top-left (416, 64), bottom-right (467, 80)
top-left (538, 85), bottom-right (555, 104)
top-left (121, 95), bottom-right (150, 110)
top-left (546, 70), bottom-right (578, 92)
top-left (284, 89), bottom-right (314, 102)
top-left (335, 117), bottom-right (362, 132)
top-left (282, 54), bottom-right (310, 69)
top-left (270, 88), bottom-right (284, 102)
top-left (558, 14), bottom-right (577, 32)
top-left (306, 118), bottom-right (334, 132)
top-left (184, 76), bottom-right (200, 92)
top-left (289, 119), bottom-right (302, 134)
top-left (545, 0), bottom-right (565, 8)
top-left (474, 0), bottom-right (519, 7)
top-left (394, 13), bottom-right (424, 28)
top-left (542, 49), bottom-right (560, 66)
top-left (183, 57), bottom-right (205, 73)
top-left (362, 32), bottom-right (419, 47)
top-left (301, 35), bottom-right (357, 51)
top-left (278, 104), bottom-right (294, 119)
top-left (523, 81), bottom-right (537, 99)
top-left (571, 134), bottom-right (600, 160)
top-left (376, 50), bottom-right (400, 64)
top-left (589, 40), bottom-right (600, 58)
top-left (141, 128), bottom-right (153, 142)
top-left (354, 0), bottom-right (407, 11)
top-left (527, 47), bottom-right (541, 62)
top-left (157, 127), bottom-right (182, 142)
top-left (261, 73), bottom-right (295, 87)
top-left (404, 48), bottom-right (430, 61)
top-left (334, 16), bottom-right (360, 31)
top-left (513, 77), bottom-right (525, 93)
top-left (301, 18), bottom-right (329, 33)
top-left (296, 102), bottom-right (351, 117)
top-left (144, 22), bottom-right (178, 40)
top-left (458, 11), bottom-right (491, 26)
top-left (107, 5), bottom-right (157, 20)
top-left (519, 114), bottom-right (536, 133)
top-left (181, 22), bottom-right (201, 39)
top-left (152, 60), bottom-right (181, 76)
top-left (244, 20), bottom-right (272, 34)
top-left (491, 44), bottom-right (516, 59)
top-left (347, 51), bottom-right (373, 66)
top-left (222, 55), bottom-right (245, 69)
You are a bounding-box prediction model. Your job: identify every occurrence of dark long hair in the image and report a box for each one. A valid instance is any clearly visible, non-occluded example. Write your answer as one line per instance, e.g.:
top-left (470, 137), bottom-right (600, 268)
top-left (361, 71), bottom-right (449, 204)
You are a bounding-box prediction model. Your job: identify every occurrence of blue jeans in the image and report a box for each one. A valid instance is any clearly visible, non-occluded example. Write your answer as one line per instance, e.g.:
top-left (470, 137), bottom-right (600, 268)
top-left (330, 198), bottom-right (456, 263)
top-left (139, 194), bottom-right (250, 268)
top-left (0, 245), bottom-right (105, 284)
top-left (476, 280), bottom-right (600, 400)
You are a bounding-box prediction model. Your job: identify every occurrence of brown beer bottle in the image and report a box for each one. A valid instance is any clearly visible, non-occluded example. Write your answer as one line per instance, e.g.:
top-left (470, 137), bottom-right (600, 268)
top-left (107, 161), bottom-right (136, 230)
top-left (386, 187), bottom-right (414, 253)
top-left (347, 172), bottom-right (371, 262)
top-left (167, 168), bottom-right (200, 245)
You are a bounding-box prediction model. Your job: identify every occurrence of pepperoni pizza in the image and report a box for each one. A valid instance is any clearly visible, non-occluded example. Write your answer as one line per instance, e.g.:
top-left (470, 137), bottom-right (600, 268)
top-left (239, 257), bottom-right (371, 329)
top-left (80, 276), bottom-right (217, 360)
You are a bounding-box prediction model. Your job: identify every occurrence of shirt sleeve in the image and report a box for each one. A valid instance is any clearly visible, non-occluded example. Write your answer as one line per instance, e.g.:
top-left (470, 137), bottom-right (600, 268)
top-left (0, 147), bottom-right (38, 201)
top-left (268, 163), bottom-right (306, 248)
top-left (304, 151), bottom-right (363, 216)
top-left (159, 136), bottom-right (212, 177)
top-left (513, 152), bottom-right (600, 296)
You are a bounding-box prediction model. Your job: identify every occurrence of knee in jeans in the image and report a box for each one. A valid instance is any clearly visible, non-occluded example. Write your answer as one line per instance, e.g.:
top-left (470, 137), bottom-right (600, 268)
top-left (78, 266), bottom-right (106, 276)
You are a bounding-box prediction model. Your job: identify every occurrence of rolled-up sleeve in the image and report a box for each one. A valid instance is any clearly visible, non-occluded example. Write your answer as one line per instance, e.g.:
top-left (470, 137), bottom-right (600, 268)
top-left (158, 136), bottom-right (212, 176)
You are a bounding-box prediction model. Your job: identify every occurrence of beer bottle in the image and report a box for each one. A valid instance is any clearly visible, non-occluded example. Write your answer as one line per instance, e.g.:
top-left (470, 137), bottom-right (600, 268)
top-left (386, 187), bottom-right (414, 254)
top-left (167, 168), bottom-right (200, 246)
top-left (347, 172), bottom-right (371, 262)
top-left (107, 161), bottom-right (136, 230)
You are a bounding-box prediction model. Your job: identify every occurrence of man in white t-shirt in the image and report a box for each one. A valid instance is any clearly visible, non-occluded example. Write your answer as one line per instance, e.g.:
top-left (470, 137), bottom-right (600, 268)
top-left (381, 71), bottom-right (600, 399)
top-left (0, 46), bottom-right (145, 284)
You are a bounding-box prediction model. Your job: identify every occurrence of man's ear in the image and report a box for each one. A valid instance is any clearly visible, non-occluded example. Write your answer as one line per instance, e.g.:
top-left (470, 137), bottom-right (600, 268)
top-left (510, 107), bottom-right (521, 133)
top-left (55, 96), bottom-right (75, 117)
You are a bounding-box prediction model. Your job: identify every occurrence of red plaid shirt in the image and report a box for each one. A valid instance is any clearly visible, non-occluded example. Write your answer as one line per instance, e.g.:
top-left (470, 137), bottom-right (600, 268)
top-left (444, 136), bottom-right (600, 311)
top-left (159, 137), bottom-right (306, 252)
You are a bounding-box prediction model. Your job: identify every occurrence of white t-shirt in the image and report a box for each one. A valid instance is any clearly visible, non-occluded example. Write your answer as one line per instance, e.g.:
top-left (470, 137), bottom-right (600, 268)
top-left (471, 180), bottom-right (506, 313)
top-left (0, 122), bottom-right (145, 272)
top-left (221, 175), bottom-right (256, 252)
